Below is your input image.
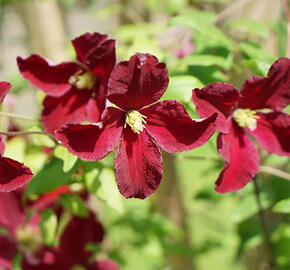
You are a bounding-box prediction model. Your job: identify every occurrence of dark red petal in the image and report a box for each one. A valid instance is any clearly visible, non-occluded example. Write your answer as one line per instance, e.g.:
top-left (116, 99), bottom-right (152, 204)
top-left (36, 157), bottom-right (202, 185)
top-left (0, 135), bottom-right (5, 156)
top-left (239, 57), bottom-right (290, 111)
top-left (55, 107), bottom-right (124, 161)
top-left (86, 39), bottom-right (116, 82)
top-left (108, 53), bottom-right (169, 110)
top-left (72, 32), bottom-right (108, 63)
top-left (60, 211), bottom-right (104, 265)
top-left (141, 100), bottom-right (217, 153)
top-left (0, 192), bottom-right (24, 234)
top-left (86, 94), bottom-right (106, 124)
top-left (0, 157), bottom-right (33, 192)
top-left (88, 260), bottom-right (119, 270)
top-left (249, 112), bottom-right (290, 156)
top-left (215, 120), bottom-right (259, 193)
top-left (114, 129), bottom-right (162, 199)
top-left (0, 81), bottom-right (11, 104)
top-left (17, 55), bottom-right (81, 97)
top-left (41, 89), bottom-right (95, 134)
top-left (0, 236), bottom-right (17, 269)
top-left (192, 83), bottom-right (240, 133)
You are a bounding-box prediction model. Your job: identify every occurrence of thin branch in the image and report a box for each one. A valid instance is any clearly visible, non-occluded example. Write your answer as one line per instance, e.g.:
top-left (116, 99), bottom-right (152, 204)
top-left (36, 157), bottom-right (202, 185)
top-left (259, 165), bottom-right (290, 181)
top-left (0, 131), bottom-right (55, 140)
top-left (175, 155), bottom-right (221, 162)
top-left (213, 0), bottom-right (252, 24)
top-left (0, 111), bottom-right (37, 121)
top-left (252, 178), bottom-right (276, 269)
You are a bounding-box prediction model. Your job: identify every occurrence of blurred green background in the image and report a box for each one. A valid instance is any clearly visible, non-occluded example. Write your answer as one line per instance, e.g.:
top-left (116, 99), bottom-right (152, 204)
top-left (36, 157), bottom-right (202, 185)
top-left (0, 0), bottom-right (289, 269)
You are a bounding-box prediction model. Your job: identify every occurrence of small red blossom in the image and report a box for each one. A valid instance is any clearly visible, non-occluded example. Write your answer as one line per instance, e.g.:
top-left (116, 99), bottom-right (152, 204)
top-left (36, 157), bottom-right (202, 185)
top-left (192, 57), bottom-right (290, 193)
top-left (0, 82), bottom-right (33, 192)
top-left (56, 53), bottom-right (217, 199)
top-left (17, 32), bottom-right (116, 134)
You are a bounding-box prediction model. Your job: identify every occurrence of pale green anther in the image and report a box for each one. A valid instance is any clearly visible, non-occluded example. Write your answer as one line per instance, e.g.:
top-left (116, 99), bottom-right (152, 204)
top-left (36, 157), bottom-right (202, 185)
top-left (16, 225), bottom-right (42, 255)
top-left (233, 108), bottom-right (259, 131)
top-left (125, 110), bottom-right (147, 134)
top-left (68, 72), bottom-right (95, 89)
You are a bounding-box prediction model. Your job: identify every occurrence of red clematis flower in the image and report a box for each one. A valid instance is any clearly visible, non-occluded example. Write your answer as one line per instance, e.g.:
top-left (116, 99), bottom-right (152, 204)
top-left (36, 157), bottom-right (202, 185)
top-left (17, 32), bottom-right (116, 134)
top-left (56, 53), bottom-right (217, 199)
top-left (0, 188), bottom-right (119, 270)
top-left (0, 82), bottom-right (33, 192)
top-left (192, 57), bottom-right (290, 193)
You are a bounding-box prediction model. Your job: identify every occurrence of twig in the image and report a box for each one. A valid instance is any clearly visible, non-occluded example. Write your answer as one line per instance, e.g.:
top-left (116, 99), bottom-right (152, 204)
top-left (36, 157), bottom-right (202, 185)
top-left (213, 0), bottom-right (252, 24)
top-left (175, 155), bottom-right (221, 162)
top-left (282, 0), bottom-right (290, 57)
top-left (0, 131), bottom-right (55, 140)
top-left (259, 165), bottom-right (290, 181)
top-left (0, 111), bottom-right (37, 121)
top-left (252, 178), bottom-right (276, 269)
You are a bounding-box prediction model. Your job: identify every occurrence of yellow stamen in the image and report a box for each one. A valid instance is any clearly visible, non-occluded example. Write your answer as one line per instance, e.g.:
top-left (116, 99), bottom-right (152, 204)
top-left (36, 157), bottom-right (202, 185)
top-left (125, 110), bottom-right (147, 134)
top-left (233, 108), bottom-right (259, 131)
top-left (69, 71), bottom-right (95, 89)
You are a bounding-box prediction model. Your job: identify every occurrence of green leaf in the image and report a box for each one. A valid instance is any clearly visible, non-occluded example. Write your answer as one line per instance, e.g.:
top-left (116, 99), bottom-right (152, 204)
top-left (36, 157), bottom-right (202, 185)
top-left (226, 19), bottom-right (269, 39)
top-left (28, 124), bottom-right (55, 147)
top-left (163, 75), bottom-right (203, 103)
top-left (12, 253), bottom-right (22, 270)
top-left (181, 54), bottom-right (232, 70)
top-left (273, 199), bottom-right (290, 213)
top-left (54, 145), bottom-right (78, 172)
top-left (239, 42), bottom-right (275, 62)
top-left (231, 192), bottom-right (273, 223)
top-left (25, 159), bottom-right (77, 197)
top-left (60, 194), bottom-right (89, 218)
top-left (169, 10), bottom-right (233, 49)
top-left (4, 137), bottom-right (26, 162)
top-left (97, 168), bottom-right (124, 213)
top-left (39, 209), bottom-right (58, 246)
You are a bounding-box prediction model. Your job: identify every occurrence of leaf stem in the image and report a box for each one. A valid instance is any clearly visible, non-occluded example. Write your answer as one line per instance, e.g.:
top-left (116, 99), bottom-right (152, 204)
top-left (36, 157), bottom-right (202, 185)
top-left (0, 111), bottom-right (37, 121)
top-left (259, 165), bottom-right (290, 181)
top-left (252, 178), bottom-right (276, 269)
top-left (0, 131), bottom-right (55, 140)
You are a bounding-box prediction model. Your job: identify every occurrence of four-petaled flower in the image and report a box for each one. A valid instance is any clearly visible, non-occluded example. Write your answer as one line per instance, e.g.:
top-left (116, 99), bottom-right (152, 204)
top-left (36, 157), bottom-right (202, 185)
top-left (56, 53), bottom-right (217, 199)
top-left (17, 32), bottom-right (116, 134)
top-left (0, 82), bottom-right (33, 192)
top-left (192, 57), bottom-right (290, 193)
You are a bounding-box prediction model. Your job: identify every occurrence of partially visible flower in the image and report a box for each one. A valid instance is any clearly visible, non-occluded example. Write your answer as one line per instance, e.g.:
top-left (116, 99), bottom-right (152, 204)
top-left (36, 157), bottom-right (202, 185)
top-left (17, 32), bottom-right (116, 134)
top-left (176, 41), bottom-right (194, 59)
top-left (56, 53), bottom-right (217, 199)
top-left (0, 187), bottom-right (119, 270)
top-left (192, 57), bottom-right (290, 193)
top-left (0, 82), bottom-right (33, 192)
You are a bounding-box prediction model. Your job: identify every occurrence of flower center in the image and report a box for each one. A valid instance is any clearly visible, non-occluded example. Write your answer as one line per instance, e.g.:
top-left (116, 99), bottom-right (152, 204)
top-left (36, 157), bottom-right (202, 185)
top-left (69, 71), bottom-right (95, 90)
top-left (125, 110), bottom-right (147, 134)
top-left (16, 225), bottom-right (42, 255)
top-left (233, 108), bottom-right (259, 131)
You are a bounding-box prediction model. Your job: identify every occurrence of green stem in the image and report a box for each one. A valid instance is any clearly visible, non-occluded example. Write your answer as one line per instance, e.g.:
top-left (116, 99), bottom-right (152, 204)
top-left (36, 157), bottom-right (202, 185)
top-left (0, 111), bottom-right (37, 121)
top-left (0, 131), bottom-right (55, 140)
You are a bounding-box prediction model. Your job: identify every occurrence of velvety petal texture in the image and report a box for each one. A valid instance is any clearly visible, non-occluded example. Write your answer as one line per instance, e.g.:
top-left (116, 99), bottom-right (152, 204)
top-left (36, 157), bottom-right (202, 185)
top-left (60, 211), bottom-right (104, 265)
top-left (56, 108), bottom-right (124, 161)
top-left (215, 120), bottom-right (259, 193)
top-left (17, 55), bottom-right (80, 97)
top-left (141, 100), bottom-right (217, 153)
top-left (239, 57), bottom-right (290, 111)
top-left (0, 157), bottom-right (33, 192)
top-left (0, 81), bottom-right (11, 103)
top-left (41, 89), bottom-right (92, 134)
top-left (192, 83), bottom-right (240, 133)
top-left (249, 112), bottom-right (290, 157)
top-left (115, 128), bottom-right (162, 199)
top-left (108, 53), bottom-right (169, 110)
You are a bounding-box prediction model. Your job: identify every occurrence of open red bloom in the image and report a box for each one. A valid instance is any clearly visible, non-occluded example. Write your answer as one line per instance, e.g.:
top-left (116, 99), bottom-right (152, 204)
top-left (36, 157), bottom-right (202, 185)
top-left (0, 188), bottom-right (118, 270)
top-left (192, 57), bottom-right (290, 193)
top-left (56, 53), bottom-right (217, 199)
top-left (0, 82), bottom-right (33, 192)
top-left (17, 32), bottom-right (116, 134)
